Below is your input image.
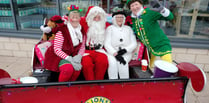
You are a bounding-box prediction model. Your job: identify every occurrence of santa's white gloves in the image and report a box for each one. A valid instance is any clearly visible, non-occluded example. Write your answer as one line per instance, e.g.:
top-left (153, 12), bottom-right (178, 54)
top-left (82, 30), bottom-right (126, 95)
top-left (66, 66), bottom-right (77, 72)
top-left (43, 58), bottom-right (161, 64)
top-left (65, 56), bottom-right (82, 71)
top-left (40, 25), bottom-right (52, 33)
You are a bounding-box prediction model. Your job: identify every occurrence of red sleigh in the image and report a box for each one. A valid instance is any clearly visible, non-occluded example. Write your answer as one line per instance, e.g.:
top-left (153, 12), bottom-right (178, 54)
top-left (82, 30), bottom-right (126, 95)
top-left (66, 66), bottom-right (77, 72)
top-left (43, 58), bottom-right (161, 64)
top-left (0, 43), bottom-right (206, 103)
top-left (0, 20), bottom-right (207, 103)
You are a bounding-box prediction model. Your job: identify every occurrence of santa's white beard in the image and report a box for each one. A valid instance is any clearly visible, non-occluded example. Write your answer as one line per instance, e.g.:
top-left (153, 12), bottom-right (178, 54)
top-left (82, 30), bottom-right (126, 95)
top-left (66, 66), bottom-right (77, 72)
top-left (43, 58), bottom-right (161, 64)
top-left (86, 20), bottom-right (106, 46)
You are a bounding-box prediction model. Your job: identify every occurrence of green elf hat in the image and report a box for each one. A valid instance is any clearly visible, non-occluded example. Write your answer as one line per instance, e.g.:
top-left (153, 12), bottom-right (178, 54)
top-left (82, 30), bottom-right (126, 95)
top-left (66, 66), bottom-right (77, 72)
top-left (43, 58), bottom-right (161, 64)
top-left (67, 5), bottom-right (83, 13)
top-left (126, 0), bottom-right (131, 5)
top-left (126, 0), bottom-right (145, 5)
top-left (126, 0), bottom-right (145, 9)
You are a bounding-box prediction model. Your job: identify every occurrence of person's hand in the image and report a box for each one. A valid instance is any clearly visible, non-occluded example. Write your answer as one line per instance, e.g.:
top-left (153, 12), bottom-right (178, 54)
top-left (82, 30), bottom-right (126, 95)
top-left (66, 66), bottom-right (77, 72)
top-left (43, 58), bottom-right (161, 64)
top-left (65, 56), bottom-right (73, 63)
top-left (72, 54), bottom-right (82, 63)
top-left (115, 55), bottom-right (126, 65)
top-left (113, 52), bottom-right (118, 56)
top-left (71, 61), bottom-right (82, 71)
top-left (150, 0), bottom-right (164, 13)
top-left (66, 56), bottom-right (82, 71)
top-left (117, 49), bottom-right (127, 56)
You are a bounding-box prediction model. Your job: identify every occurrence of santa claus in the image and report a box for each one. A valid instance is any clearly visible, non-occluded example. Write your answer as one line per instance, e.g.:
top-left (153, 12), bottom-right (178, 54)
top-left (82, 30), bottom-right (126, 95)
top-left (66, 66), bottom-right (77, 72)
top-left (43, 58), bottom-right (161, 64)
top-left (80, 6), bottom-right (110, 80)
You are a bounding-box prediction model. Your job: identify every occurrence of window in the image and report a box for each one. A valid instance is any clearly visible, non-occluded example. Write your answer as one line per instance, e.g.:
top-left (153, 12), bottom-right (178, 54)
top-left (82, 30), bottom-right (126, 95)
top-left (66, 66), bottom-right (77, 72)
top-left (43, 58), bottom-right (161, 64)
top-left (61, 0), bottom-right (102, 16)
top-left (164, 0), bottom-right (209, 39)
top-left (0, 0), bottom-right (208, 45)
top-left (0, 0), bottom-right (15, 30)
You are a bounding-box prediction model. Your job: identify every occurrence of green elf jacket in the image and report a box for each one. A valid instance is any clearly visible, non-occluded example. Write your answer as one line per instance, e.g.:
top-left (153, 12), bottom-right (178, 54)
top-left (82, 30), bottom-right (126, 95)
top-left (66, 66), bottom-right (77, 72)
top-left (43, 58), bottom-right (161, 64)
top-left (127, 8), bottom-right (174, 56)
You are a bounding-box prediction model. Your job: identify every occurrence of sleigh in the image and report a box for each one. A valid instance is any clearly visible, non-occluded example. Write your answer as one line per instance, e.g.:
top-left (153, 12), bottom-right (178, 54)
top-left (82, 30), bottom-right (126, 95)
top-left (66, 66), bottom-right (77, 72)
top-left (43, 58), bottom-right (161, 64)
top-left (0, 39), bottom-right (207, 103)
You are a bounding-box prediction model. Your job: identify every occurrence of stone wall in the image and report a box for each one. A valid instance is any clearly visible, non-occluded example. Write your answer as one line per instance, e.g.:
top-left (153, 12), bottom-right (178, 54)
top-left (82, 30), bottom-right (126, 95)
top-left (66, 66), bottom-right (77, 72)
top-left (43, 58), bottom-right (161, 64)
top-left (172, 48), bottom-right (209, 72)
top-left (0, 36), bottom-right (209, 72)
top-left (0, 37), bottom-right (39, 58)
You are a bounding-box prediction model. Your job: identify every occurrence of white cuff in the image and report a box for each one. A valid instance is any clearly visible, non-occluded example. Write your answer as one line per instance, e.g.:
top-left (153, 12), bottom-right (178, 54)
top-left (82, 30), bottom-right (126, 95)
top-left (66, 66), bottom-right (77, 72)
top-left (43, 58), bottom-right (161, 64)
top-left (160, 7), bottom-right (170, 17)
top-left (65, 56), bottom-right (71, 61)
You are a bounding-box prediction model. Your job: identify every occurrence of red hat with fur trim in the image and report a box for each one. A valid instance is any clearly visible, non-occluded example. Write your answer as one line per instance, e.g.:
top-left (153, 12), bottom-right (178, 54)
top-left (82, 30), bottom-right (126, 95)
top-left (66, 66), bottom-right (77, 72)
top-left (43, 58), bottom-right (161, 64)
top-left (85, 6), bottom-right (94, 17)
top-left (85, 6), bottom-right (106, 26)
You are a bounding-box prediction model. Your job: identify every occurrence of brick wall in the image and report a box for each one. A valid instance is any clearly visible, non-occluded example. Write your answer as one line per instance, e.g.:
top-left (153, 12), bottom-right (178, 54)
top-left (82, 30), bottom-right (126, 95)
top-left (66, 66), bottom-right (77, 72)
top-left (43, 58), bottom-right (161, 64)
top-left (0, 37), bottom-right (39, 58)
top-left (172, 48), bottom-right (209, 72)
top-left (0, 36), bottom-right (209, 72)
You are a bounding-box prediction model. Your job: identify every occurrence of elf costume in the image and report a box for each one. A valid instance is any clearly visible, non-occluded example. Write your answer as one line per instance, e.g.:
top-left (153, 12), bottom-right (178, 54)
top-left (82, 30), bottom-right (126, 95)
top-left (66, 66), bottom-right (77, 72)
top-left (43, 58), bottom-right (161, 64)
top-left (44, 6), bottom-right (84, 82)
top-left (126, 0), bottom-right (174, 67)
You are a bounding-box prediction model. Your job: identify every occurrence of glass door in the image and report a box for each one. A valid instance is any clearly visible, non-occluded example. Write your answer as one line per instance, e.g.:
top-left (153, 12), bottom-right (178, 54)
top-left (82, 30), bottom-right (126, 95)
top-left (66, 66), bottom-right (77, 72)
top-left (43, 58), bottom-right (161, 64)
top-left (0, 0), bottom-right (15, 30)
top-left (16, 0), bottom-right (58, 30)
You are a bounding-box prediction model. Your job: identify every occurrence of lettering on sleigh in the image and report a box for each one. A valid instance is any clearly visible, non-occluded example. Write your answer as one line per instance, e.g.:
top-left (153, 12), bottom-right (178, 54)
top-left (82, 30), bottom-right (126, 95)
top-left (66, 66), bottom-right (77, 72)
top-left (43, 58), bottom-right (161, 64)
top-left (85, 96), bottom-right (111, 103)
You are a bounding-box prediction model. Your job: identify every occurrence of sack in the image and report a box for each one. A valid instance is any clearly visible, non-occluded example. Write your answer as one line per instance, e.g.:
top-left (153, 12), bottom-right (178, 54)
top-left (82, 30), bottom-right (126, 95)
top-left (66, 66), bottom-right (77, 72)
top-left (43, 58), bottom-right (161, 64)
top-left (129, 42), bottom-right (144, 66)
top-left (35, 41), bottom-right (52, 66)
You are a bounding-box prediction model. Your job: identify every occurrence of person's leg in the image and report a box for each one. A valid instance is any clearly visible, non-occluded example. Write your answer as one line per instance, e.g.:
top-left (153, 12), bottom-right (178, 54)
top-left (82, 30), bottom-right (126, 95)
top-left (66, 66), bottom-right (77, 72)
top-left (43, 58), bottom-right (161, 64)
top-left (107, 54), bottom-right (118, 79)
top-left (70, 70), bottom-right (81, 81)
top-left (81, 55), bottom-right (95, 80)
top-left (118, 54), bottom-right (131, 79)
top-left (149, 53), bottom-right (156, 68)
top-left (160, 53), bottom-right (172, 63)
top-left (94, 52), bottom-right (108, 80)
top-left (118, 63), bottom-right (129, 79)
top-left (58, 63), bottom-right (74, 82)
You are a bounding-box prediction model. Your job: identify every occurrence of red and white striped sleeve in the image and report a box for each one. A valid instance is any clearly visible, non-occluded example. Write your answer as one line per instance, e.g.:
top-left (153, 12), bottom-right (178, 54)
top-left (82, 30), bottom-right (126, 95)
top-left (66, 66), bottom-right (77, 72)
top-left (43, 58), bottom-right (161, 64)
top-left (77, 35), bottom-right (86, 55)
top-left (54, 31), bottom-right (68, 59)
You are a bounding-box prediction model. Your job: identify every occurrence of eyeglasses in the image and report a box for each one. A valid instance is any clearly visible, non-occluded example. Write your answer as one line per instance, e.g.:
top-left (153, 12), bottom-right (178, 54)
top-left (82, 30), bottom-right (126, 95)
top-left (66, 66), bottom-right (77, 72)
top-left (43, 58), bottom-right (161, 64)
top-left (115, 17), bottom-right (124, 19)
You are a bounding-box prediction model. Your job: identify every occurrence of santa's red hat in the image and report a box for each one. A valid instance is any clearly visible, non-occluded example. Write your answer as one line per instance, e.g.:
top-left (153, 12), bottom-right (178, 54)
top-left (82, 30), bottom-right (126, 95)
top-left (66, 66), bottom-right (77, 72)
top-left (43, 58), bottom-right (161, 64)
top-left (85, 6), bottom-right (94, 17)
top-left (85, 6), bottom-right (106, 26)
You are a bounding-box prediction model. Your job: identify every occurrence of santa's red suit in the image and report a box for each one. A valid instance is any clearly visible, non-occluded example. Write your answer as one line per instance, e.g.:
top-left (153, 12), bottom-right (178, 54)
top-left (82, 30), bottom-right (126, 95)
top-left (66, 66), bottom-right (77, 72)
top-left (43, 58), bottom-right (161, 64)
top-left (80, 6), bottom-right (110, 80)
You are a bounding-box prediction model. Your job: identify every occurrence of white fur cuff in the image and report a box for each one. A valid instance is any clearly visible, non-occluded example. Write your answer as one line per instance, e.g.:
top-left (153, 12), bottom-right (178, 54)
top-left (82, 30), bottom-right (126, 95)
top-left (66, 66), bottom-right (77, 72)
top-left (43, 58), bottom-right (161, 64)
top-left (40, 25), bottom-right (52, 33)
top-left (160, 7), bottom-right (170, 17)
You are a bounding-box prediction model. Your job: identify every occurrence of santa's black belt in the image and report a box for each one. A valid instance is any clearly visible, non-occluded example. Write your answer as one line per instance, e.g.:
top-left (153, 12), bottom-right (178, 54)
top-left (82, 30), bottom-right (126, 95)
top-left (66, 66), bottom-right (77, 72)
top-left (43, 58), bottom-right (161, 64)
top-left (85, 44), bottom-right (102, 50)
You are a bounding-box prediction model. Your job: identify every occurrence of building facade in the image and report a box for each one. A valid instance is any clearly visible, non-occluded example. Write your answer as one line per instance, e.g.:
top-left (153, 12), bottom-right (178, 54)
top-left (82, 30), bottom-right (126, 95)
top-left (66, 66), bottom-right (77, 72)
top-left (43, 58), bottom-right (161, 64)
top-left (0, 0), bottom-right (209, 71)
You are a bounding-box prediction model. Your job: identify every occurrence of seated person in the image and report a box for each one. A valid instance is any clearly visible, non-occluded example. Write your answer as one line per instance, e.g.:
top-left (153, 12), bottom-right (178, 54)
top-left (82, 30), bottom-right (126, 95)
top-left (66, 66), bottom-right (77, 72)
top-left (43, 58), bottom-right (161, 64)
top-left (104, 9), bottom-right (137, 79)
top-left (79, 6), bottom-right (110, 80)
top-left (44, 6), bottom-right (85, 82)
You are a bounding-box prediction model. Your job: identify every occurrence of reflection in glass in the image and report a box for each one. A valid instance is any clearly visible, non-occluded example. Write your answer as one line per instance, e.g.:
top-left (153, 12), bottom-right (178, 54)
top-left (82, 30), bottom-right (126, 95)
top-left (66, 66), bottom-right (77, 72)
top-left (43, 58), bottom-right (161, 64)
top-left (17, 0), bottom-right (58, 30)
top-left (199, 0), bottom-right (209, 13)
top-left (180, 16), bottom-right (192, 35)
top-left (61, 0), bottom-right (102, 16)
top-left (0, 1), bottom-right (15, 30)
top-left (194, 16), bottom-right (209, 38)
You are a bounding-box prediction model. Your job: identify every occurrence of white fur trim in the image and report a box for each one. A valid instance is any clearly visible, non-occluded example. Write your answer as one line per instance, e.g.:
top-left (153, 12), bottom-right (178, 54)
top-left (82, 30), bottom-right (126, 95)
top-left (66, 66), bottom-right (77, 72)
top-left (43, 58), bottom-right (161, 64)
top-left (112, 15), bottom-right (126, 27)
top-left (160, 7), bottom-right (170, 17)
top-left (40, 25), bottom-right (51, 33)
top-left (62, 15), bottom-right (68, 25)
top-left (86, 6), bottom-right (106, 26)
top-left (67, 22), bottom-right (82, 47)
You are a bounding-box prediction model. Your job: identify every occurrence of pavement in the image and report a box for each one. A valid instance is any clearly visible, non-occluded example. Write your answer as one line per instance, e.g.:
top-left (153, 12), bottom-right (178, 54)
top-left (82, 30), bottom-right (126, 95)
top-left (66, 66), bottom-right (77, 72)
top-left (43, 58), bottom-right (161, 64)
top-left (0, 55), bottom-right (209, 103)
